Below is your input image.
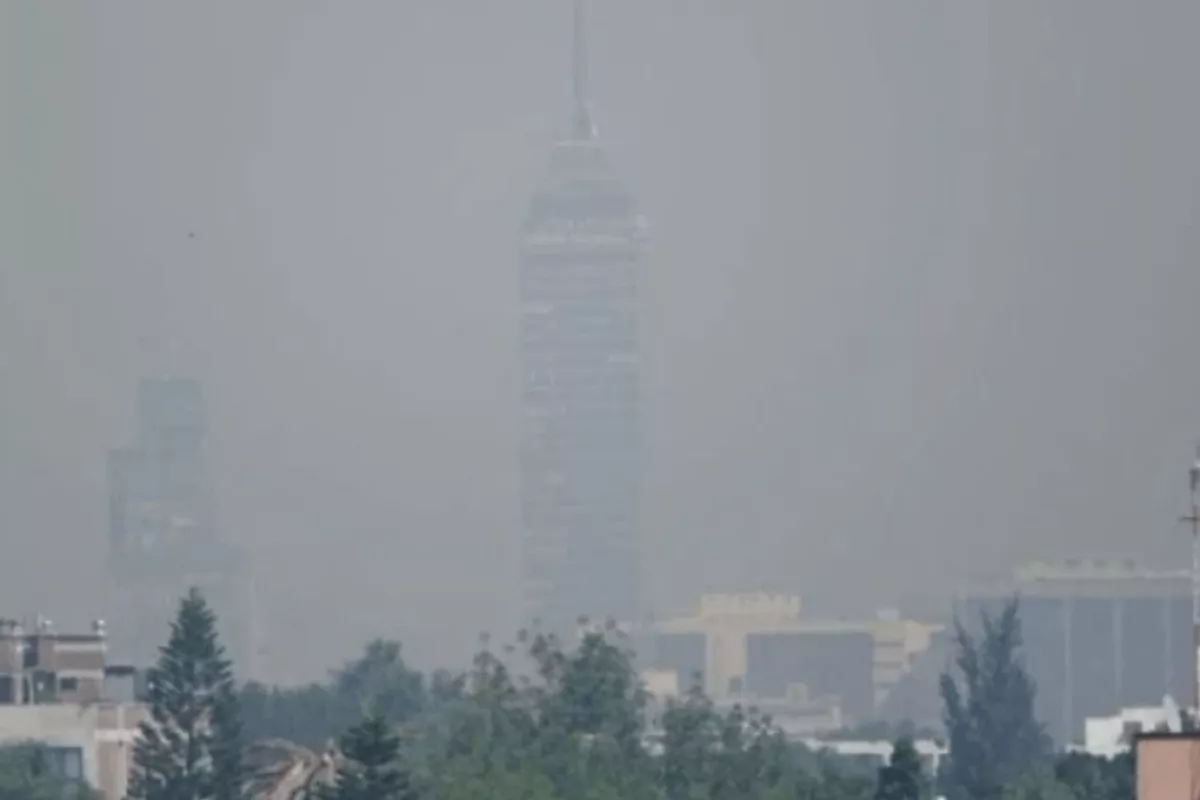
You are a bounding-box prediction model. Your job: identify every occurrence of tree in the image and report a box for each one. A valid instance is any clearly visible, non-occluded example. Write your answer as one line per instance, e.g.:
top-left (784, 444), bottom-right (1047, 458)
top-left (939, 598), bottom-right (1051, 800)
top-left (321, 714), bottom-right (418, 800)
top-left (416, 638), bottom-right (528, 800)
top-left (999, 772), bottom-right (1075, 800)
top-left (1052, 751), bottom-right (1133, 800)
top-left (0, 744), bottom-right (99, 800)
top-left (127, 587), bottom-right (246, 800)
top-left (528, 627), bottom-right (661, 799)
top-left (660, 684), bottom-right (720, 800)
top-left (241, 640), bottom-right (427, 750)
top-left (874, 738), bottom-right (924, 800)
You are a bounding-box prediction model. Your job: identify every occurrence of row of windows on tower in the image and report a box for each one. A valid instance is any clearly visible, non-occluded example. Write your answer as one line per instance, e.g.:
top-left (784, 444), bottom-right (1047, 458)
top-left (521, 415), bottom-right (638, 441)
top-left (522, 488), bottom-right (638, 517)
top-left (521, 258), bottom-right (637, 279)
top-left (520, 304), bottom-right (637, 322)
top-left (521, 441), bottom-right (640, 467)
top-left (523, 362), bottom-right (638, 384)
top-left (522, 520), bottom-right (638, 553)
top-left (520, 341), bottom-right (639, 365)
top-left (521, 392), bottom-right (640, 416)
top-left (527, 189), bottom-right (633, 219)
top-left (520, 295), bottom-right (638, 318)
top-left (521, 553), bottom-right (638, 587)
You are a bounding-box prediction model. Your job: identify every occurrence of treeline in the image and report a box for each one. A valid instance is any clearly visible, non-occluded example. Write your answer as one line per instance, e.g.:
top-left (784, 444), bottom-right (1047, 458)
top-left (114, 589), bottom-right (1133, 800)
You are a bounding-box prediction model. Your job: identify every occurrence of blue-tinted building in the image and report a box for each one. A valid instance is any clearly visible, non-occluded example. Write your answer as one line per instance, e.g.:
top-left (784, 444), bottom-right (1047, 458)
top-left (959, 558), bottom-right (1191, 745)
top-left (107, 376), bottom-right (257, 676)
top-left (519, 1), bottom-right (648, 634)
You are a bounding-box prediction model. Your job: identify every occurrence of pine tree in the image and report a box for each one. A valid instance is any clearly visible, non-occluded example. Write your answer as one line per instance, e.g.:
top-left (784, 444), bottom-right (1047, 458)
top-left (874, 738), bottom-right (924, 800)
top-left (127, 588), bottom-right (246, 800)
top-left (940, 598), bottom-right (1051, 800)
top-left (322, 714), bottom-right (418, 800)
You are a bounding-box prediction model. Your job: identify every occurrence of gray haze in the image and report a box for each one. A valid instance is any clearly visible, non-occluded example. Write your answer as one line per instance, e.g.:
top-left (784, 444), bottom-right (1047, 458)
top-left (4, 1), bottom-right (1200, 682)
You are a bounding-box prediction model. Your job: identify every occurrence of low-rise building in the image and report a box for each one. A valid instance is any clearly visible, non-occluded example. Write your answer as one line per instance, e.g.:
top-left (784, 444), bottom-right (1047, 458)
top-left (799, 737), bottom-right (948, 776)
top-left (0, 617), bottom-right (145, 799)
top-left (1136, 731), bottom-right (1200, 800)
top-left (1079, 697), bottom-right (1182, 758)
top-left (639, 593), bottom-right (941, 733)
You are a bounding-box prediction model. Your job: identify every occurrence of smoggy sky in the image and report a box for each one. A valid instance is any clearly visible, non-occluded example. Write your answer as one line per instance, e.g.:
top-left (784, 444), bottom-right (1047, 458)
top-left (4, 0), bottom-right (1200, 682)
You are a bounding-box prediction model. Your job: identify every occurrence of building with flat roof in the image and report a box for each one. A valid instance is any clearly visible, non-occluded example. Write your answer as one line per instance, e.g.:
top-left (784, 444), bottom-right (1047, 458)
top-left (959, 556), bottom-right (1192, 744)
top-left (639, 593), bottom-right (941, 734)
top-left (0, 617), bottom-right (146, 799)
top-left (1080, 698), bottom-right (1182, 758)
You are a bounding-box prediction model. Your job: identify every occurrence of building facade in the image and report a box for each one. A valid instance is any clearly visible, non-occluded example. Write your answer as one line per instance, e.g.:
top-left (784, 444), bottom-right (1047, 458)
top-left (106, 376), bottom-right (258, 677)
top-left (0, 618), bottom-right (145, 800)
top-left (640, 593), bottom-right (941, 734)
top-left (959, 558), bottom-right (1193, 745)
top-left (1135, 732), bottom-right (1200, 800)
top-left (519, 1), bottom-right (648, 634)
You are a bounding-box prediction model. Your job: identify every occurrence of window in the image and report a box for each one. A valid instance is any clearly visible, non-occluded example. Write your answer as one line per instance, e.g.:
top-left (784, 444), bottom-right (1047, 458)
top-left (42, 746), bottom-right (84, 781)
top-left (59, 677), bottom-right (79, 692)
top-left (22, 641), bottom-right (37, 668)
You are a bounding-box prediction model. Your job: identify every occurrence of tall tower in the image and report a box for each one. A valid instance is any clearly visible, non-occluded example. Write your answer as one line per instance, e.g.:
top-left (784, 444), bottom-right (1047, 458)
top-left (519, 0), bottom-right (648, 635)
top-left (107, 375), bottom-right (257, 677)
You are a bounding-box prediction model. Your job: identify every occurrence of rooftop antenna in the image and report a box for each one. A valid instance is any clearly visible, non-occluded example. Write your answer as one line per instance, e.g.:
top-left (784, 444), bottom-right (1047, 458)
top-left (571, 0), bottom-right (597, 140)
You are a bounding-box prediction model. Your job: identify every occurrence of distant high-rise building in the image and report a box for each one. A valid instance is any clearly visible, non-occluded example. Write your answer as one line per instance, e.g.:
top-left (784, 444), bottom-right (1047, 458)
top-left (519, 0), bottom-right (648, 634)
top-left (106, 376), bottom-right (258, 677)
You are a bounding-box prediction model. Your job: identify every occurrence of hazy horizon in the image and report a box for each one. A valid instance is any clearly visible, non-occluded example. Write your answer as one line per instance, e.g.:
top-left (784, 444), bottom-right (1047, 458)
top-left (5, 0), bottom-right (1200, 682)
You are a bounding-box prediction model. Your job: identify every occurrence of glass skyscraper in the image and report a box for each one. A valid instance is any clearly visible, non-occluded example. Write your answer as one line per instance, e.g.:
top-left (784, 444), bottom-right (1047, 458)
top-left (518, 1), bottom-right (648, 634)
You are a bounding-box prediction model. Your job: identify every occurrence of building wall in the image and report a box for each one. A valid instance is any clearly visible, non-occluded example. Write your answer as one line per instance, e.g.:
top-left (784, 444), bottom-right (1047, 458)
top-left (745, 631), bottom-right (875, 722)
top-left (647, 632), bottom-right (706, 690)
top-left (519, 127), bottom-right (646, 634)
top-left (1136, 734), bottom-right (1200, 800)
top-left (962, 561), bottom-right (1192, 744)
top-left (798, 738), bottom-right (948, 777)
top-left (648, 594), bottom-right (940, 723)
top-left (0, 703), bottom-right (145, 800)
top-left (0, 625), bottom-right (111, 706)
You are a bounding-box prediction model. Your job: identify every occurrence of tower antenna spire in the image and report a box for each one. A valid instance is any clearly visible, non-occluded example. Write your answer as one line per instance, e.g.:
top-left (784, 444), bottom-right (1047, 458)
top-left (571, 0), bottom-right (596, 139)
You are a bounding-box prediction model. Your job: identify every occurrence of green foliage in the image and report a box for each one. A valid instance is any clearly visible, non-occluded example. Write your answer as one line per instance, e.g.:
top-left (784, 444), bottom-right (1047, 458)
top-left (940, 598), bottom-right (1051, 800)
top-left (145, 590), bottom-right (1150, 800)
top-left (320, 714), bottom-right (418, 800)
top-left (874, 739), bottom-right (924, 800)
top-left (1052, 751), bottom-right (1133, 800)
top-left (999, 772), bottom-right (1075, 800)
top-left (242, 640), bottom-right (427, 750)
top-left (0, 744), bottom-right (98, 800)
top-left (127, 587), bottom-right (246, 800)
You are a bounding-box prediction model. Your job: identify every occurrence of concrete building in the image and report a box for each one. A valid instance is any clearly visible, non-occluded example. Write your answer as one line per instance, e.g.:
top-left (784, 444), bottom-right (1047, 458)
top-left (519, 0), bottom-right (649, 634)
top-left (798, 738), bottom-right (948, 777)
top-left (106, 376), bottom-right (260, 678)
top-left (0, 618), bottom-right (146, 799)
top-left (1135, 732), bottom-right (1200, 800)
top-left (640, 593), bottom-right (941, 734)
top-left (0, 618), bottom-right (116, 705)
top-left (1079, 698), bottom-right (1182, 758)
top-left (959, 557), bottom-right (1192, 745)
